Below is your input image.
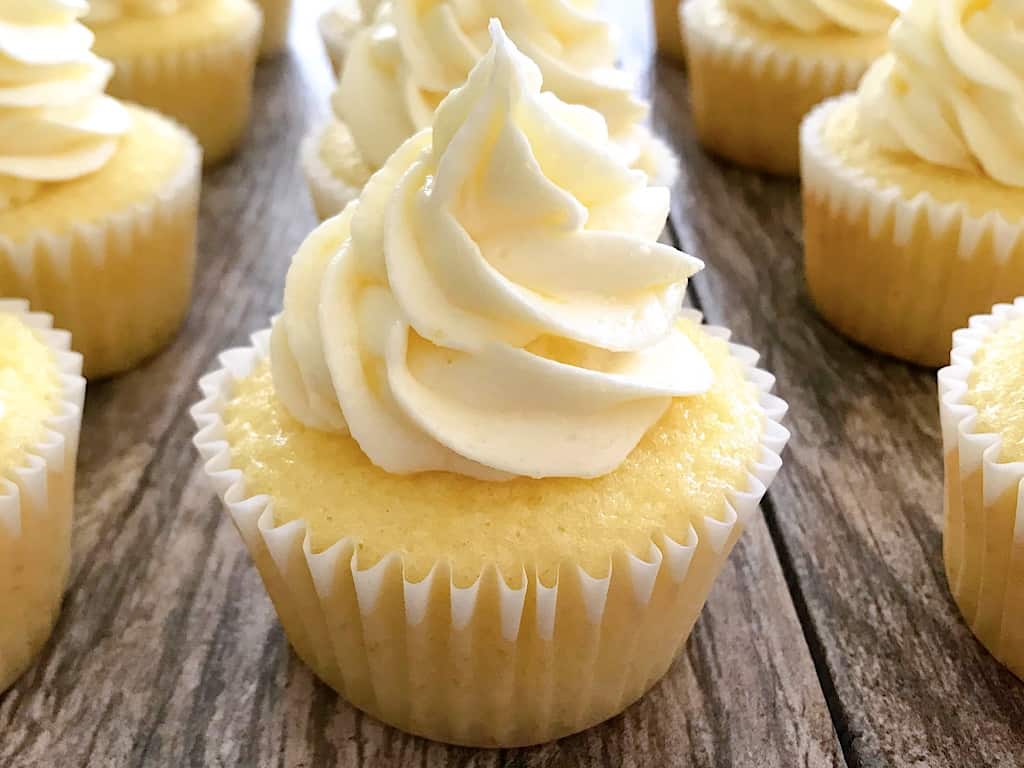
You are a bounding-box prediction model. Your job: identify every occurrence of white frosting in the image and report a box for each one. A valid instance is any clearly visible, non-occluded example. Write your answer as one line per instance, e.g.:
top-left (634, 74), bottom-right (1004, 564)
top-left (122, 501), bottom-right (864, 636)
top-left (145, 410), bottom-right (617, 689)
top-left (858, 0), bottom-right (1024, 188)
top-left (334, 1), bottom-right (653, 174)
top-left (85, 0), bottom-right (187, 23)
top-left (274, 22), bottom-right (710, 480)
top-left (0, 0), bottom-right (128, 197)
top-left (726, 0), bottom-right (896, 33)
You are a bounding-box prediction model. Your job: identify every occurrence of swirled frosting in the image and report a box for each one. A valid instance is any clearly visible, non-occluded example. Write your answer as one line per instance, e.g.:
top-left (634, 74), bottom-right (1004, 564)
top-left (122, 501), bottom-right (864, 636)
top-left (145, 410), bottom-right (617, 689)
top-left (0, 0), bottom-right (129, 206)
top-left (85, 0), bottom-right (187, 23)
top-left (726, 0), bottom-right (897, 33)
top-left (274, 21), bottom-right (711, 480)
top-left (334, 1), bottom-right (653, 176)
top-left (857, 0), bottom-right (1024, 187)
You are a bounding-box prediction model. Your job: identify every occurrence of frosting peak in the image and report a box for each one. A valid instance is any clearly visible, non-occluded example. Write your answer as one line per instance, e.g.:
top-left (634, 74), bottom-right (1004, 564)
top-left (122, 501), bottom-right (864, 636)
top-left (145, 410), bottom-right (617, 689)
top-left (0, 0), bottom-right (128, 202)
top-left (857, 0), bottom-right (1024, 187)
top-left (274, 21), bottom-right (710, 480)
top-left (726, 0), bottom-right (897, 33)
top-left (335, 0), bottom-right (659, 178)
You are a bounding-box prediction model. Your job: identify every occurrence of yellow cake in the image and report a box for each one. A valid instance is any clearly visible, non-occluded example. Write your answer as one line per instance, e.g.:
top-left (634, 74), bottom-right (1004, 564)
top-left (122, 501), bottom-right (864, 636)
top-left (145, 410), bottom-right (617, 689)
top-left (252, 0), bottom-right (291, 57)
top-left (196, 24), bottom-right (789, 746)
top-left (303, 0), bottom-right (678, 220)
top-left (683, 0), bottom-right (894, 175)
top-left (940, 299), bottom-right (1024, 680)
top-left (801, 0), bottom-right (1024, 366)
top-left (653, 0), bottom-right (686, 62)
top-left (0, 301), bottom-right (85, 693)
top-left (86, 0), bottom-right (262, 165)
top-left (0, 4), bottom-right (202, 379)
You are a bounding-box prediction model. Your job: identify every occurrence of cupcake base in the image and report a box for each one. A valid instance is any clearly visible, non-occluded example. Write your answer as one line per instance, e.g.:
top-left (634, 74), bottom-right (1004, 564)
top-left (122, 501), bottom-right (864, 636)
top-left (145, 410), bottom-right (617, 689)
top-left (940, 301), bottom-right (1024, 680)
top-left (301, 122), bottom-right (369, 221)
top-left (90, 0), bottom-right (262, 165)
top-left (0, 106), bottom-right (201, 379)
top-left (801, 97), bottom-right (1024, 367)
top-left (683, 0), bottom-right (883, 175)
top-left (193, 316), bottom-right (789, 747)
top-left (254, 0), bottom-right (292, 57)
top-left (0, 302), bottom-right (85, 692)
top-left (653, 0), bottom-right (686, 63)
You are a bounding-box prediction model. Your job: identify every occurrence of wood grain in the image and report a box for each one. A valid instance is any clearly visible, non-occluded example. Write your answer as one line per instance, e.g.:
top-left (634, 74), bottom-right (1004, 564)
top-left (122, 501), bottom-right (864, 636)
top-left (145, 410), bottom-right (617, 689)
top-left (651, 58), bottom-right (1024, 768)
top-left (0, 4), bottom-right (843, 767)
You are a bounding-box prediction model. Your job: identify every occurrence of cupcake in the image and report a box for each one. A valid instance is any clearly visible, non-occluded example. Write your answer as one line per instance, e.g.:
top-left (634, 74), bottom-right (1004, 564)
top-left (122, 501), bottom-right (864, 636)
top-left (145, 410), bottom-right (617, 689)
top-left (303, 0), bottom-right (679, 220)
top-left (252, 0), bottom-right (291, 57)
top-left (939, 299), bottom-right (1024, 680)
top-left (0, 300), bottom-right (85, 693)
top-left (653, 0), bottom-right (686, 62)
top-left (0, 1), bottom-right (202, 379)
top-left (802, 0), bottom-right (1024, 367)
top-left (85, 0), bottom-right (262, 165)
top-left (683, 0), bottom-right (896, 174)
top-left (319, 0), bottom-right (380, 75)
top-left (196, 23), bottom-right (789, 746)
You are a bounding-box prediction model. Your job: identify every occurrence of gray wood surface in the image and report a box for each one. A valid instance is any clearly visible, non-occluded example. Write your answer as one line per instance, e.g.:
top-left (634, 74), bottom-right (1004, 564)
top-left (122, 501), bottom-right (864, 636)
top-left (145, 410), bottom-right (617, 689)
top-left (0, 2), bottom-right (1019, 767)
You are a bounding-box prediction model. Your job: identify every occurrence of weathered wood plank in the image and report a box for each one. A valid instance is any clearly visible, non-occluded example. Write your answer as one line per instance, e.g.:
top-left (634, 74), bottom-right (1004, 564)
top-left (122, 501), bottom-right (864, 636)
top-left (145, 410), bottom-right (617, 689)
top-left (651, 59), bottom-right (1024, 767)
top-left (0, 5), bottom-right (842, 767)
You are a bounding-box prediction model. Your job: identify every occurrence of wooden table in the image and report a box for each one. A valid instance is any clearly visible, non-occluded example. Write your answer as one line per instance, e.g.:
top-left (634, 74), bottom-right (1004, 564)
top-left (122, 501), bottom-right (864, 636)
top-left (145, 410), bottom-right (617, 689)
top-left (3, 4), bottom-right (1023, 766)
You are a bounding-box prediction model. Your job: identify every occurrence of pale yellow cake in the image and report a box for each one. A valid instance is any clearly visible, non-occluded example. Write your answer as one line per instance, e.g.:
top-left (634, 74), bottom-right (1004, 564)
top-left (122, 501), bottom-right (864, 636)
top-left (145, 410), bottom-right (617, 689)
top-left (0, 106), bottom-right (201, 379)
top-left (966, 317), bottom-right (1024, 462)
top-left (89, 0), bottom-right (262, 164)
top-left (0, 316), bottom-right (59, 472)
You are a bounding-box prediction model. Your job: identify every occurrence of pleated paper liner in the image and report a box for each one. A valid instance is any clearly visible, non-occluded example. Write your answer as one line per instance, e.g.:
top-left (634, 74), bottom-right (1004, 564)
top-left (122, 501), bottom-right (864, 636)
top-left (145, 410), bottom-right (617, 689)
top-left (683, 0), bottom-right (880, 175)
top-left (939, 299), bottom-right (1024, 681)
top-left (0, 301), bottom-right (85, 692)
top-left (95, 0), bottom-right (262, 165)
top-left (802, 96), bottom-right (1024, 367)
top-left (0, 106), bottom-right (201, 379)
top-left (192, 311), bottom-right (789, 747)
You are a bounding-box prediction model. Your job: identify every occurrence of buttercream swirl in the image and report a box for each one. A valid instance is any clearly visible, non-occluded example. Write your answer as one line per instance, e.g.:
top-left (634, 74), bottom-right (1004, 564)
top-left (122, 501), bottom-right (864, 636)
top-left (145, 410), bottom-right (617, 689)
top-left (0, 0), bottom-right (129, 203)
top-left (857, 0), bottom-right (1024, 187)
top-left (274, 22), bottom-right (711, 480)
top-left (334, 0), bottom-right (655, 176)
top-left (85, 0), bottom-right (187, 23)
top-left (726, 0), bottom-right (897, 33)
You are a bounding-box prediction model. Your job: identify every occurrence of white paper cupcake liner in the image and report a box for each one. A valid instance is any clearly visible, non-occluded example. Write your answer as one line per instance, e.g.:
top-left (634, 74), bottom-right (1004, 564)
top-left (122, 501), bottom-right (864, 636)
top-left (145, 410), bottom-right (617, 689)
top-left (191, 310), bottom-right (789, 746)
top-left (0, 110), bottom-right (202, 378)
top-left (802, 97), bottom-right (1024, 263)
top-left (0, 300), bottom-right (85, 692)
top-left (938, 298), bottom-right (1024, 679)
top-left (301, 122), bottom-right (364, 221)
top-left (683, 0), bottom-right (870, 92)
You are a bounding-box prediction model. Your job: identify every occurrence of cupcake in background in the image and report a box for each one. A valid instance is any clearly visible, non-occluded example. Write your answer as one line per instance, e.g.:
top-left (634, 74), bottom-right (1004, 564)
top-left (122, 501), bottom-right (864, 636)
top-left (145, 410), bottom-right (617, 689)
top-left (196, 21), bottom-right (788, 746)
top-left (683, 0), bottom-right (896, 174)
top-left (940, 299), bottom-right (1024, 681)
top-left (86, 0), bottom-right (262, 165)
top-left (319, 0), bottom-right (380, 74)
top-left (653, 0), bottom-right (686, 62)
top-left (303, 0), bottom-right (679, 220)
top-left (0, 301), bottom-right (85, 693)
top-left (0, 0), bottom-right (202, 378)
top-left (802, 0), bottom-right (1024, 366)
top-left (253, 0), bottom-right (292, 57)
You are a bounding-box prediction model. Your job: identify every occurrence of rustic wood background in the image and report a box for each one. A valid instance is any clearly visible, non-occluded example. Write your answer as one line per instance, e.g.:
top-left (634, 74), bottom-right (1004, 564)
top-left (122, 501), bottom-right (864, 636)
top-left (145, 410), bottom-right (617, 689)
top-left (2, 3), bottom-right (1022, 766)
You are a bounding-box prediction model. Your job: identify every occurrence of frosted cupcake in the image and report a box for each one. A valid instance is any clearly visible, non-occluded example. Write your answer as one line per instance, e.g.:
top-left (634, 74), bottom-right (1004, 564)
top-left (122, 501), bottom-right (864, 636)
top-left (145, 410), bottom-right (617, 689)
top-left (653, 0), bottom-right (686, 62)
top-left (197, 23), bottom-right (788, 746)
top-left (0, 300), bottom-right (85, 693)
top-left (319, 0), bottom-right (380, 74)
top-left (303, 0), bottom-right (678, 220)
top-left (86, 0), bottom-right (262, 165)
top-left (683, 0), bottom-right (896, 174)
top-left (252, 0), bottom-right (291, 57)
top-left (940, 299), bottom-right (1024, 680)
top-left (0, 1), bottom-right (202, 379)
top-left (802, 0), bottom-right (1024, 367)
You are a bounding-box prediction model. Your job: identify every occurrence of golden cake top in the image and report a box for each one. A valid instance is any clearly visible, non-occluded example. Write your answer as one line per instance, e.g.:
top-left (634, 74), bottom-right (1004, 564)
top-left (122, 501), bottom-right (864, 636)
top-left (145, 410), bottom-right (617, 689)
top-left (726, 0), bottom-right (896, 33)
top-left (967, 313), bottom-right (1024, 463)
top-left (273, 22), bottom-right (712, 481)
top-left (0, 312), bottom-right (60, 473)
top-left (0, 0), bottom-right (128, 208)
top-left (857, 0), bottom-right (1024, 187)
top-left (86, 0), bottom-right (189, 23)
